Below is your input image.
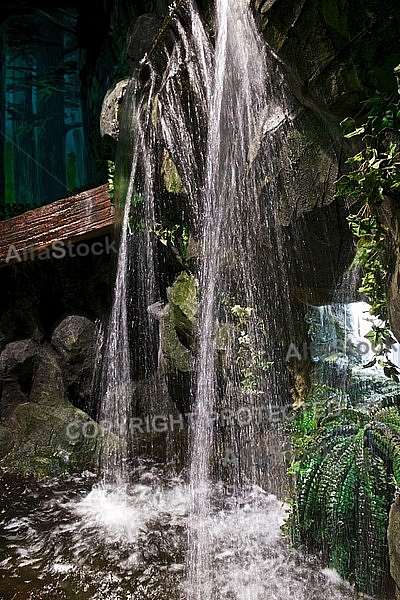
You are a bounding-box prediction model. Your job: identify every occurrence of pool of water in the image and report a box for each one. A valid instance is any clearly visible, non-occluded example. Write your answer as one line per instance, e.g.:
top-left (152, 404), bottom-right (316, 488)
top-left (0, 464), bottom-right (373, 600)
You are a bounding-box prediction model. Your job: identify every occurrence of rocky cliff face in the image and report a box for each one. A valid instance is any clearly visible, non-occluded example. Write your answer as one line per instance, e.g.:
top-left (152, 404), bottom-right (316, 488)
top-left (254, 0), bottom-right (400, 116)
top-left (103, 0), bottom-right (400, 308)
top-left (1, 0), bottom-right (399, 476)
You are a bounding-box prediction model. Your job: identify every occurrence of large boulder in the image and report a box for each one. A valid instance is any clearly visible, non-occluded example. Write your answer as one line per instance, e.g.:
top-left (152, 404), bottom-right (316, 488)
top-left (51, 315), bottom-right (96, 413)
top-left (253, 0), bottom-right (400, 118)
top-left (3, 395), bottom-right (100, 477)
top-left (0, 336), bottom-right (100, 476)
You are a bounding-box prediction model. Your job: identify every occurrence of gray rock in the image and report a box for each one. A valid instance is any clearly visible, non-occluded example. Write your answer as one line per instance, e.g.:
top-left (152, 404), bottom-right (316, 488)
top-left (253, 0), bottom-right (399, 119)
top-left (51, 315), bottom-right (96, 411)
top-left (100, 79), bottom-right (129, 141)
top-left (0, 339), bottom-right (40, 421)
top-left (3, 395), bottom-right (101, 476)
top-left (30, 343), bottom-right (66, 405)
top-left (0, 333), bottom-right (100, 475)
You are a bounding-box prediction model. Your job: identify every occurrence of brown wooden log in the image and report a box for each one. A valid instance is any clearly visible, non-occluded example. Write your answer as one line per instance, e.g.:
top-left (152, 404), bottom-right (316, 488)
top-left (0, 184), bottom-right (115, 267)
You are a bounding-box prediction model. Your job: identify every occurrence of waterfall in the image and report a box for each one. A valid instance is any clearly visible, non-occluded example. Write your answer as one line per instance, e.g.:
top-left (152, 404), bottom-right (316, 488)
top-left (1, 3), bottom-right (393, 600)
top-left (187, 0), bottom-right (292, 597)
top-left (97, 72), bottom-right (160, 482)
top-left (97, 0), bottom-right (295, 589)
top-left (96, 0), bottom-right (319, 596)
top-left (97, 150), bottom-right (133, 483)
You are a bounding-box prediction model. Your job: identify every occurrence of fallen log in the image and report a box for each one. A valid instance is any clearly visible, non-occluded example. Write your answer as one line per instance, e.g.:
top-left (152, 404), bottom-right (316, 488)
top-left (0, 184), bottom-right (115, 267)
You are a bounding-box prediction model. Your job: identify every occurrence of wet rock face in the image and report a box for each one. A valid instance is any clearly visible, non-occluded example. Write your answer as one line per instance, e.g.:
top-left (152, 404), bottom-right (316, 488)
top-left (127, 1), bottom-right (356, 304)
top-left (126, 14), bottom-right (164, 69)
top-left (250, 0), bottom-right (400, 302)
top-left (253, 0), bottom-right (400, 118)
top-left (287, 201), bottom-right (356, 306)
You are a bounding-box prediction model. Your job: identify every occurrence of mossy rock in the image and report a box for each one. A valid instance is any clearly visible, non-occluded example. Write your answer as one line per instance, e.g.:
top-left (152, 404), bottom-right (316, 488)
top-left (161, 272), bottom-right (198, 372)
top-left (167, 271), bottom-right (198, 332)
top-left (1, 397), bottom-right (101, 477)
top-left (161, 148), bottom-right (184, 194)
top-left (161, 305), bottom-right (193, 373)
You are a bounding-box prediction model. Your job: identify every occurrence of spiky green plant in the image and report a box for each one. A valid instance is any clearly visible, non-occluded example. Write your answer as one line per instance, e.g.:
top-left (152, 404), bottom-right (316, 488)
top-left (290, 400), bottom-right (400, 595)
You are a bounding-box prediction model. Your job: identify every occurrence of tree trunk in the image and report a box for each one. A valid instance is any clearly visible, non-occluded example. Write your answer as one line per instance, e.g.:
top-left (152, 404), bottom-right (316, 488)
top-left (9, 22), bottom-right (39, 212)
top-left (36, 19), bottom-right (66, 203)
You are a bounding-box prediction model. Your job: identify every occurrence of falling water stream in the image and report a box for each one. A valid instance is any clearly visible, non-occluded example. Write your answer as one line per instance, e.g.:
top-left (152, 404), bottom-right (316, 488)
top-left (0, 1), bottom-right (387, 599)
top-left (188, 0), bottom-right (291, 596)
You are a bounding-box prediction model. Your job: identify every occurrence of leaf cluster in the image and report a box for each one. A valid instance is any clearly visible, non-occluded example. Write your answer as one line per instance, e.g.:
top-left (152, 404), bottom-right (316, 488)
top-left (127, 192), bottom-right (190, 264)
top-left (228, 304), bottom-right (272, 392)
top-left (289, 392), bottom-right (400, 595)
top-left (336, 65), bottom-right (400, 381)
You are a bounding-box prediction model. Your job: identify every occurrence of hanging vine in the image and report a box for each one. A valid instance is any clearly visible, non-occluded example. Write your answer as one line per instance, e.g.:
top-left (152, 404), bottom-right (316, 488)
top-left (336, 64), bottom-right (400, 381)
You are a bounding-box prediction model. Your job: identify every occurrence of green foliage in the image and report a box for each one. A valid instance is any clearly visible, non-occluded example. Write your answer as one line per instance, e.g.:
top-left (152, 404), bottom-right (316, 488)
top-left (336, 65), bottom-right (400, 381)
top-left (289, 393), bottom-right (400, 595)
top-left (107, 160), bottom-right (115, 199)
top-left (288, 66), bottom-right (400, 598)
top-left (128, 191), bottom-right (190, 264)
top-left (287, 384), bottom-right (348, 475)
top-left (228, 304), bottom-right (272, 392)
top-left (152, 222), bottom-right (190, 262)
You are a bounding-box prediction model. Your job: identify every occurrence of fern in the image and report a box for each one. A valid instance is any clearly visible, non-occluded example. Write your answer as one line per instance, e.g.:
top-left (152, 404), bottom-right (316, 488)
top-left (290, 399), bottom-right (400, 595)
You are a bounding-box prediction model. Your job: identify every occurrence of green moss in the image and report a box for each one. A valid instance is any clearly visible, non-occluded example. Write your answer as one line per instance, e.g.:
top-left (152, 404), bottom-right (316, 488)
top-left (161, 305), bottom-right (193, 372)
top-left (167, 271), bottom-right (198, 329)
top-left (161, 272), bottom-right (198, 372)
top-left (161, 149), bottom-right (183, 193)
top-left (2, 399), bottom-right (100, 477)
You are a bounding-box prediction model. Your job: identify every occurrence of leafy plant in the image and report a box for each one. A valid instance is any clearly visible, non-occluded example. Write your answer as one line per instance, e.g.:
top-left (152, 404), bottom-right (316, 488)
top-left (228, 304), bottom-right (272, 392)
top-left (290, 396), bottom-right (400, 595)
top-left (152, 222), bottom-right (190, 263)
top-left (286, 384), bottom-right (348, 475)
top-left (128, 192), bottom-right (191, 263)
top-left (107, 160), bottom-right (115, 199)
top-left (336, 65), bottom-right (400, 381)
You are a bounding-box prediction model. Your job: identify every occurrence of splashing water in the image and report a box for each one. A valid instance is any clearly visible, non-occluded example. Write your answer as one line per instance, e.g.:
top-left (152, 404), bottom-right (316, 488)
top-left (0, 470), bottom-right (372, 600)
top-left (188, 0), bottom-right (292, 597)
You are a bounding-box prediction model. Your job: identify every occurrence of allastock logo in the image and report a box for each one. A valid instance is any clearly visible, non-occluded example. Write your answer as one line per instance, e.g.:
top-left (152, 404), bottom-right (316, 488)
top-left (5, 236), bottom-right (118, 264)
